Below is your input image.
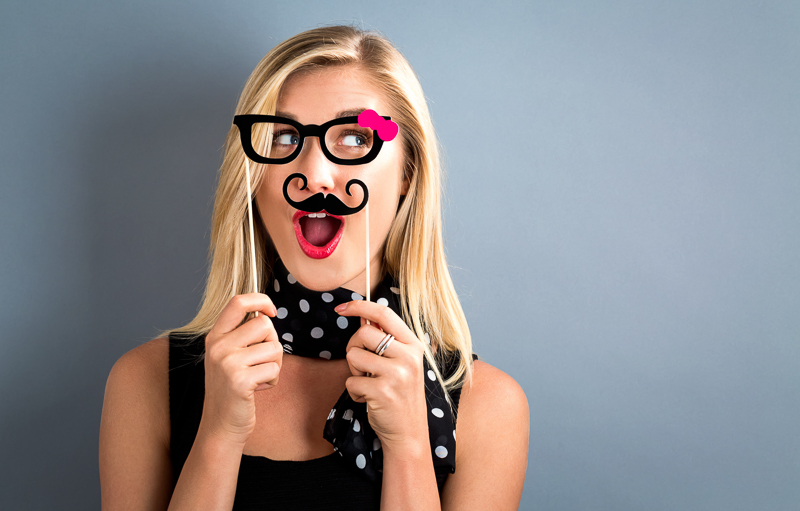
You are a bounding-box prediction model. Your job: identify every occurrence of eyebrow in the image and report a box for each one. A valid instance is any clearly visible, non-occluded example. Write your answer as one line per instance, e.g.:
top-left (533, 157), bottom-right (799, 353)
top-left (275, 108), bottom-right (370, 122)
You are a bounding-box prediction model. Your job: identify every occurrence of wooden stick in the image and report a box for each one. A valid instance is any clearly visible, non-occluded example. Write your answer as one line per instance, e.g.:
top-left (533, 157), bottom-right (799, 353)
top-left (365, 201), bottom-right (370, 326)
top-left (244, 158), bottom-right (259, 318)
top-left (365, 200), bottom-right (374, 379)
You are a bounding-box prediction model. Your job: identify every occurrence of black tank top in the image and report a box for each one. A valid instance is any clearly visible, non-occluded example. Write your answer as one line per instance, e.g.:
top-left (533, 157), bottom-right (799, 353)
top-left (168, 332), bottom-right (477, 510)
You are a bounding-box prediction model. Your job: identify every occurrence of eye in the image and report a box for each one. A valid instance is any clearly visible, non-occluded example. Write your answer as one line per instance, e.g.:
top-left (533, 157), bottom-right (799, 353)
top-left (274, 131), bottom-right (299, 146)
top-left (338, 129), bottom-right (371, 148)
top-left (342, 134), bottom-right (367, 147)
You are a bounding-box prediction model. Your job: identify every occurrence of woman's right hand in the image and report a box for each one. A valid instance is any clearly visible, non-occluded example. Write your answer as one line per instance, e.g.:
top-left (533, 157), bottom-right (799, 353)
top-left (198, 293), bottom-right (283, 446)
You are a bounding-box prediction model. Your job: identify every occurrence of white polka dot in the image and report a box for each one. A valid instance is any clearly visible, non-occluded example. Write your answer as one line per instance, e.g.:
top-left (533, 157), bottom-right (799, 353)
top-left (299, 299), bottom-right (309, 312)
top-left (424, 333), bottom-right (431, 344)
top-left (339, 451), bottom-right (343, 457)
top-left (343, 409), bottom-right (354, 421)
top-left (282, 333), bottom-right (293, 342)
top-left (327, 408), bottom-right (336, 420)
top-left (337, 316), bottom-right (349, 329)
top-left (390, 286), bottom-right (400, 294)
top-left (351, 292), bottom-right (363, 301)
top-left (319, 350), bottom-right (331, 359)
top-left (377, 297), bottom-right (388, 306)
top-left (427, 370), bottom-right (436, 381)
top-left (431, 408), bottom-right (444, 418)
top-left (273, 279), bottom-right (280, 292)
top-left (353, 419), bottom-right (361, 432)
top-left (373, 438), bottom-right (381, 451)
top-left (276, 307), bottom-right (288, 319)
top-left (311, 327), bottom-right (324, 338)
top-left (434, 446), bottom-right (448, 458)
top-left (453, 429), bottom-right (456, 440)
top-left (283, 344), bottom-right (293, 353)
top-left (356, 454), bottom-right (366, 469)
top-left (321, 292), bottom-right (334, 303)
top-left (287, 273), bottom-right (297, 284)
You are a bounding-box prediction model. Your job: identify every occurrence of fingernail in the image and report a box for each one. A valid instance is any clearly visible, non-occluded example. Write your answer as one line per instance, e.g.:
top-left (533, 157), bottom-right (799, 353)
top-left (334, 303), bottom-right (347, 312)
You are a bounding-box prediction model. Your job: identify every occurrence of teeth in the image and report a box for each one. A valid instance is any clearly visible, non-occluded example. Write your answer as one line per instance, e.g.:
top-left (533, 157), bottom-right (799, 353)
top-left (306, 212), bottom-right (327, 218)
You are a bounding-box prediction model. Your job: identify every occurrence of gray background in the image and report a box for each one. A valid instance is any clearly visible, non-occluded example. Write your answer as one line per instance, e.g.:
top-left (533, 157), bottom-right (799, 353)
top-left (1, 1), bottom-right (798, 509)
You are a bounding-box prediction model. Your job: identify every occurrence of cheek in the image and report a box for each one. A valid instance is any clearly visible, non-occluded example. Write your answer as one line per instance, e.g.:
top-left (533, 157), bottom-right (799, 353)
top-left (255, 189), bottom-right (284, 237)
top-left (259, 170), bottom-right (289, 207)
top-left (369, 185), bottom-right (402, 234)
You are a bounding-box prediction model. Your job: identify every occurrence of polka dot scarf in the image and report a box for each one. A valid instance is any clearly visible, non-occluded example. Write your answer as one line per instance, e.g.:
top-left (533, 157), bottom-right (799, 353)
top-left (268, 258), bottom-right (457, 484)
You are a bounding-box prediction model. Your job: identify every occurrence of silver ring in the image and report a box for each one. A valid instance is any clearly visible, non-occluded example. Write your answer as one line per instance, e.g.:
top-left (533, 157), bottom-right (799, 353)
top-left (375, 333), bottom-right (395, 357)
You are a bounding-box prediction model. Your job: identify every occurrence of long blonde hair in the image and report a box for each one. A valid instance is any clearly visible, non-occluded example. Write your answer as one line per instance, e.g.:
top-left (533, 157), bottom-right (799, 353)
top-left (159, 24), bottom-right (475, 409)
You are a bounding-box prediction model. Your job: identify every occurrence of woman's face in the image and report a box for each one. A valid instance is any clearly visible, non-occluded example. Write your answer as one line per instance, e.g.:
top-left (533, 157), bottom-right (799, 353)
top-left (255, 65), bottom-right (409, 294)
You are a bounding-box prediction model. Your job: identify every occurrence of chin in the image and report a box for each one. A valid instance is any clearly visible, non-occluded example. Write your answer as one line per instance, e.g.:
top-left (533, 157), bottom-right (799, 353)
top-left (280, 248), bottom-right (359, 292)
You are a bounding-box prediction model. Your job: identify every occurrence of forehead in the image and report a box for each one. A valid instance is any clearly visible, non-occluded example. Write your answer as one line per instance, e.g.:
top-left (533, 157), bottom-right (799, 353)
top-left (276, 66), bottom-right (392, 125)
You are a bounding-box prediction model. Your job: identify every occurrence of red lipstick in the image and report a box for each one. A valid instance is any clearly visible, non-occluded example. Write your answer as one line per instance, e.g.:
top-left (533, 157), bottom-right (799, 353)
top-left (292, 210), bottom-right (345, 259)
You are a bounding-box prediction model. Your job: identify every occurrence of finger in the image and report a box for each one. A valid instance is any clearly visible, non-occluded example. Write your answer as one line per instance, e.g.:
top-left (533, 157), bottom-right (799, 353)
top-left (236, 337), bottom-right (283, 367)
top-left (359, 316), bottom-right (385, 332)
top-left (345, 374), bottom-right (375, 404)
top-left (225, 313), bottom-right (278, 349)
top-left (346, 323), bottom-right (405, 359)
top-left (247, 361), bottom-right (281, 389)
top-left (336, 300), bottom-right (416, 345)
top-left (214, 293), bottom-right (277, 334)
top-left (346, 345), bottom-right (393, 377)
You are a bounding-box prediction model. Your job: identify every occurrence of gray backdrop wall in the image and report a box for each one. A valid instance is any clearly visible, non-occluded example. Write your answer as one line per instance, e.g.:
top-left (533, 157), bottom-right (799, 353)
top-left (1, 1), bottom-right (798, 509)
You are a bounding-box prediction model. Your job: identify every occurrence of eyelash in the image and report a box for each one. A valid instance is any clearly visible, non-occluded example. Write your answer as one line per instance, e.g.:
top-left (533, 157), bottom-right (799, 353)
top-left (272, 130), bottom-right (298, 144)
top-left (271, 129), bottom-right (372, 146)
top-left (340, 130), bottom-right (372, 146)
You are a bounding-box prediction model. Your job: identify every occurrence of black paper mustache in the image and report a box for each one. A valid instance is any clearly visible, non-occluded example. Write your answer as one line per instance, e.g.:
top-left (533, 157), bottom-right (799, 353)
top-left (282, 173), bottom-right (369, 216)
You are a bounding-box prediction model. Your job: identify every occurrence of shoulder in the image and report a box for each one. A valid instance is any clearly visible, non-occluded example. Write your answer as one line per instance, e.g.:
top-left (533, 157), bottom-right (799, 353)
top-left (109, 337), bottom-right (170, 387)
top-left (468, 358), bottom-right (523, 394)
top-left (104, 337), bottom-right (171, 448)
top-left (441, 359), bottom-right (529, 509)
top-left (457, 359), bottom-right (529, 442)
top-left (100, 338), bottom-right (173, 507)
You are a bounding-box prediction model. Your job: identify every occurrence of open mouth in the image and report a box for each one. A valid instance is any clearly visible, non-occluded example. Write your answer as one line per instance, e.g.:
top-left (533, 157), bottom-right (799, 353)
top-left (292, 210), bottom-right (345, 259)
top-left (299, 213), bottom-right (342, 246)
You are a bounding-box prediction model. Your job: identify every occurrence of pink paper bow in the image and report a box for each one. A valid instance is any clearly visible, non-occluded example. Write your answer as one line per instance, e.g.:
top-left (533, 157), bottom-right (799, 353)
top-left (357, 109), bottom-right (399, 141)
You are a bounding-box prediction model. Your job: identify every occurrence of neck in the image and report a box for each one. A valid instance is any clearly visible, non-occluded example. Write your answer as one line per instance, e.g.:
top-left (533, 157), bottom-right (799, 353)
top-left (339, 252), bottom-right (386, 298)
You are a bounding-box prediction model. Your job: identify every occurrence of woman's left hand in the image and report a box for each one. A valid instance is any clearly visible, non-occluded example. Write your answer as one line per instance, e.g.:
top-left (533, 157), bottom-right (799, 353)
top-left (334, 299), bottom-right (429, 450)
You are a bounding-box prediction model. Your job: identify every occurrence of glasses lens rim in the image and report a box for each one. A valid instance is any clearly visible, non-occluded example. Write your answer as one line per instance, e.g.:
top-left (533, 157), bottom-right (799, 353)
top-left (233, 114), bottom-right (390, 165)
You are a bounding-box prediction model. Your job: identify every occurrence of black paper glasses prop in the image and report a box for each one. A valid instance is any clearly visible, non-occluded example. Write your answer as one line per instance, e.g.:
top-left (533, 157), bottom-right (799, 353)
top-left (234, 110), bottom-right (399, 321)
top-left (232, 114), bottom-right (394, 166)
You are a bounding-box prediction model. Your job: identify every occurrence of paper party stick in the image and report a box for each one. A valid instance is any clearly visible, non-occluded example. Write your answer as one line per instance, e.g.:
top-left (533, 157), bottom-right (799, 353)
top-left (244, 158), bottom-right (259, 318)
top-left (366, 201), bottom-right (371, 326)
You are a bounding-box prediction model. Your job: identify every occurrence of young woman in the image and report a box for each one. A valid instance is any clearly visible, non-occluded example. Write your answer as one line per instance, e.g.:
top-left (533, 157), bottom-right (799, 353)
top-left (99, 25), bottom-right (529, 510)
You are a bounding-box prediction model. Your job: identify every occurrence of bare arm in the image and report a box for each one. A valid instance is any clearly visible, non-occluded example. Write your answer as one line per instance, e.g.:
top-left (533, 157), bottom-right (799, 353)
top-left (380, 436), bottom-right (442, 510)
top-left (99, 338), bottom-right (247, 511)
top-left (99, 339), bottom-right (174, 510)
top-left (166, 426), bottom-right (246, 511)
top-left (440, 360), bottom-right (530, 510)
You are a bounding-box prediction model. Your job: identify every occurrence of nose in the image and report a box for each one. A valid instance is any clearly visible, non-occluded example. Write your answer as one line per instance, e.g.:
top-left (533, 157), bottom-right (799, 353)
top-left (294, 136), bottom-right (336, 194)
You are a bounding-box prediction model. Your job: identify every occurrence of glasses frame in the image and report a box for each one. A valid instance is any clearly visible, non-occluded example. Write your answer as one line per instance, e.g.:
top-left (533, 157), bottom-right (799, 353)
top-left (232, 114), bottom-right (393, 166)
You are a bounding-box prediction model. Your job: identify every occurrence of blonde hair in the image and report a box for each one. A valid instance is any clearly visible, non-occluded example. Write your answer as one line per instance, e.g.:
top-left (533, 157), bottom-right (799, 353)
top-left (158, 24), bottom-right (475, 411)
